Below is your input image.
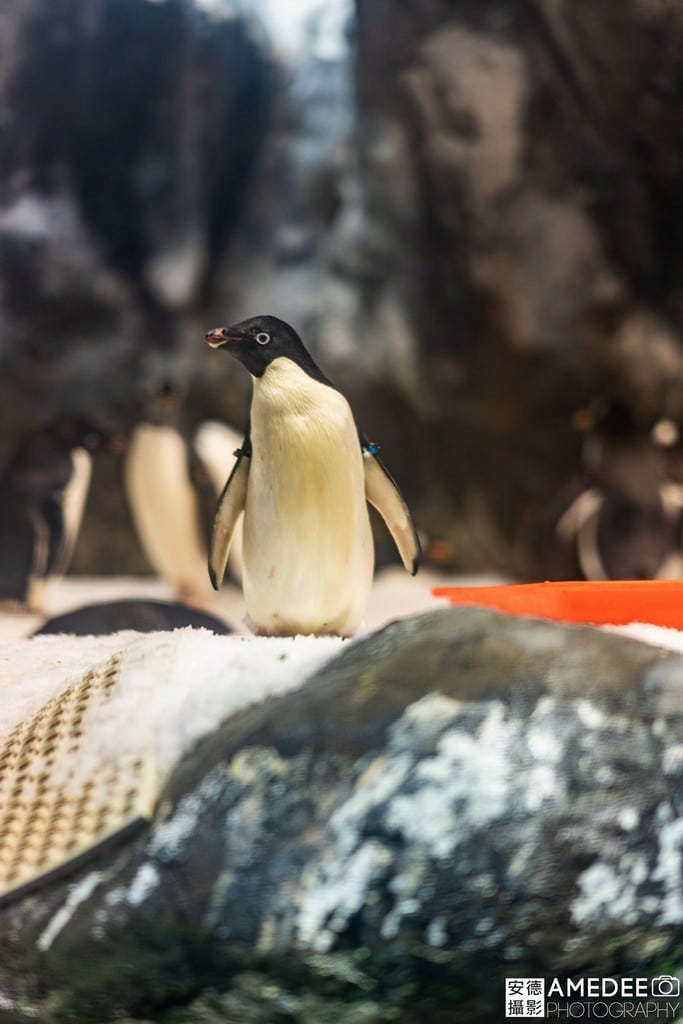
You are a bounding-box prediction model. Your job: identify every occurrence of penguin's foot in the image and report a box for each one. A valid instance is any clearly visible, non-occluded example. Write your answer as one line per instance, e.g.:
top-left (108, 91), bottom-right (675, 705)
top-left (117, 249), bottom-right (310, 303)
top-left (247, 614), bottom-right (355, 639)
top-left (173, 585), bottom-right (211, 611)
top-left (0, 597), bottom-right (31, 614)
top-left (25, 578), bottom-right (49, 614)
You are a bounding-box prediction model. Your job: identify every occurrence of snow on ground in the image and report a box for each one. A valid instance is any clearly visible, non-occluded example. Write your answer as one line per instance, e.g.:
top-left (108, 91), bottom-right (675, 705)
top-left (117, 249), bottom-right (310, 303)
top-left (0, 562), bottom-right (453, 821)
top-left (606, 622), bottom-right (683, 653)
top-left (0, 632), bottom-right (146, 741)
top-left (0, 629), bottom-right (344, 789)
top-left (0, 567), bottom-right (456, 766)
top-left (2, 567), bottom-right (681, 786)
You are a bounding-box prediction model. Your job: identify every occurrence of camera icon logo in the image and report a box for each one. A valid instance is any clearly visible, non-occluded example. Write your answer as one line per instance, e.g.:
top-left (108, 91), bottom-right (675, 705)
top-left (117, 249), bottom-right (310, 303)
top-left (651, 976), bottom-right (680, 998)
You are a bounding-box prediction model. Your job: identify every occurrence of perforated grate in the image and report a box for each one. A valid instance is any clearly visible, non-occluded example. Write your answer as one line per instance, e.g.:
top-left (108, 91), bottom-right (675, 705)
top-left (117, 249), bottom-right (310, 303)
top-left (0, 656), bottom-right (157, 904)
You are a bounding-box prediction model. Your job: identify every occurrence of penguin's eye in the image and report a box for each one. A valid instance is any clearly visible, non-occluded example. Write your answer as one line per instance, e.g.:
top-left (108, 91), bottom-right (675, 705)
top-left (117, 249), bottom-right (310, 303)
top-left (255, 332), bottom-right (270, 345)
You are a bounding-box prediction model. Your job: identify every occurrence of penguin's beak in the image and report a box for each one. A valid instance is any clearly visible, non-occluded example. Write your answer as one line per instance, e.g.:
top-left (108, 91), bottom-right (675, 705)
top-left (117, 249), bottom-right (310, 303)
top-left (205, 327), bottom-right (233, 348)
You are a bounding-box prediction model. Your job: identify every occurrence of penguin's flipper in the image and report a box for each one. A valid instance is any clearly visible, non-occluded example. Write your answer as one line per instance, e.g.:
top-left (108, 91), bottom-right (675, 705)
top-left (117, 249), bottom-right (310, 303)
top-left (209, 440), bottom-right (251, 590)
top-left (363, 446), bottom-right (420, 575)
top-left (35, 496), bottom-right (65, 578)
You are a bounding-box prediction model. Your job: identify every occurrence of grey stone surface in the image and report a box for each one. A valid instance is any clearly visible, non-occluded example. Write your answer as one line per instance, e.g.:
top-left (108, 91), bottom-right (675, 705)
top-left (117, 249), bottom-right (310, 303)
top-left (0, 608), bottom-right (681, 1022)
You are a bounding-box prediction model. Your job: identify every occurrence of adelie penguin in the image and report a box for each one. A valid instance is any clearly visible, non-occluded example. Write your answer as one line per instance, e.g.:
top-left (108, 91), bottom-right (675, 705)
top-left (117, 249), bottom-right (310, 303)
top-left (125, 381), bottom-right (218, 604)
top-left (205, 314), bottom-right (420, 636)
top-left (556, 401), bottom-right (683, 579)
top-left (0, 415), bottom-right (113, 611)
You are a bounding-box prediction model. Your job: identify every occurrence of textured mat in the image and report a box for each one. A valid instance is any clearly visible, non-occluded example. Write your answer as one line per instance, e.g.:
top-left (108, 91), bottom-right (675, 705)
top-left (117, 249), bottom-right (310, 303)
top-left (0, 654), bottom-right (156, 904)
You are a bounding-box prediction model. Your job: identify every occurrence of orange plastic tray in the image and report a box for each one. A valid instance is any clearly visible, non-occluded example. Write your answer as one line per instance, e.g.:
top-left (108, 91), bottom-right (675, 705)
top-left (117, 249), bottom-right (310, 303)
top-left (432, 580), bottom-right (683, 628)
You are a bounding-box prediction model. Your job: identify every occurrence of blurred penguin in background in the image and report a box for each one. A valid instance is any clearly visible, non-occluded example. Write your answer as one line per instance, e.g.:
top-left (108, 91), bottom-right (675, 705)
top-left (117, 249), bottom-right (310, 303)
top-left (556, 400), bottom-right (683, 579)
top-left (0, 414), bottom-right (113, 611)
top-left (125, 379), bottom-right (220, 603)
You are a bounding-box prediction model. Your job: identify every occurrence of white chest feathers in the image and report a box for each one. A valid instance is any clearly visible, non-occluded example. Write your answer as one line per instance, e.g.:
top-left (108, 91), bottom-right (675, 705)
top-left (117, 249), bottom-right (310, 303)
top-left (243, 358), bottom-right (374, 635)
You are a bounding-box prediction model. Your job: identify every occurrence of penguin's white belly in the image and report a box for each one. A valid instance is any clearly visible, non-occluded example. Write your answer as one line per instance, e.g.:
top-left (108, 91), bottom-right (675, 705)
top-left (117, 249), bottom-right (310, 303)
top-left (243, 359), bottom-right (373, 636)
top-left (125, 426), bottom-right (210, 598)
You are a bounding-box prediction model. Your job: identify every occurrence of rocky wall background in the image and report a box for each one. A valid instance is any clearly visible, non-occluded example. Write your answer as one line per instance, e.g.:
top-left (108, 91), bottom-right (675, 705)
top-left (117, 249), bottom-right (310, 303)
top-left (1, 0), bottom-right (682, 578)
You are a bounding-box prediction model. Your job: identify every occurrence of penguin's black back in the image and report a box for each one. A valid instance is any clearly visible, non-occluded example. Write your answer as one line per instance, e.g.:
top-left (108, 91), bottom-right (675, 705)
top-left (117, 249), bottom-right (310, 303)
top-left (34, 600), bottom-right (233, 636)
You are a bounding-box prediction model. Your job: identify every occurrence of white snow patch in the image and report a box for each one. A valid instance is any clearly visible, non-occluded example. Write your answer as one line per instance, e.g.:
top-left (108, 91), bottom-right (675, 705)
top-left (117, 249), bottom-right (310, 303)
top-left (525, 763), bottom-right (558, 811)
top-left (386, 703), bottom-right (514, 858)
top-left (606, 621), bottom-right (683, 653)
top-left (297, 840), bottom-right (391, 952)
top-left (330, 753), bottom-right (414, 856)
top-left (381, 895), bottom-right (420, 940)
top-left (126, 862), bottom-right (160, 907)
top-left (575, 699), bottom-right (606, 729)
top-left (572, 852), bottom-right (650, 927)
top-left (0, 633), bottom-right (144, 741)
top-left (1, 630), bottom-right (343, 794)
top-left (150, 792), bottom-right (207, 861)
top-left (652, 813), bottom-right (683, 925)
top-left (381, 862), bottom-right (427, 939)
top-left (299, 697), bottom-right (483, 952)
top-left (388, 692), bottom-right (466, 752)
top-left (426, 916), bottom-right (448, 947)
top-left (92, 631), bottom-right (341, 781)
top-left (104, 886), bottom-right (125, 908)
top-left (572, 861), bottom-right (637, 926)
top-left (618, 807), bottom-right (640, 831)
top-left (0, 990), bottom-right (16, 1011)
top-left (526, 706), bottom-right (561, 762)
top-left (663, 744), bottom-right (683, 776)
top-left (525, 699), bottom-right (566, 810)
top-left (572, 862), bottom-right (620, 924)
top-left (36, 872), bottom-right (102, 952)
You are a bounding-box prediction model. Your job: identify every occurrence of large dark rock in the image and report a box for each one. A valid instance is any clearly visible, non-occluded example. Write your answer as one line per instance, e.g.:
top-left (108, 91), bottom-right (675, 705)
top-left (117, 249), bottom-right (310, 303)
top-left (1, 608), bottom-right (681, 1022)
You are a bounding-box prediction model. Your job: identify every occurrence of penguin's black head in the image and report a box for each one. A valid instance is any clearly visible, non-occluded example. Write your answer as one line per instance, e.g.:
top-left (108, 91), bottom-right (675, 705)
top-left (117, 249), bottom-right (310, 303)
top-left (205, 315), bottom-right (322, 380)
top-left (50, 414), bottom-right (112, 452)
